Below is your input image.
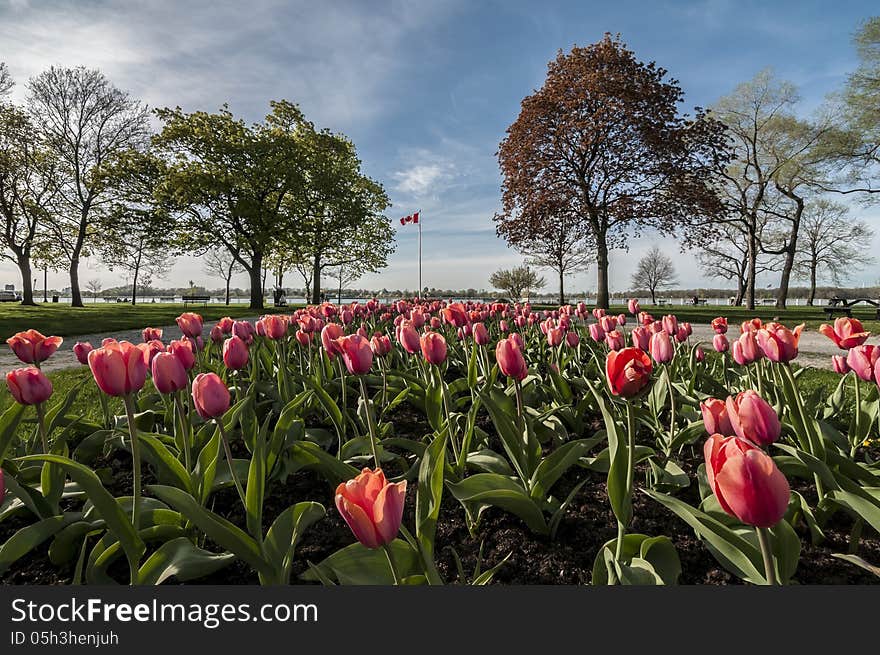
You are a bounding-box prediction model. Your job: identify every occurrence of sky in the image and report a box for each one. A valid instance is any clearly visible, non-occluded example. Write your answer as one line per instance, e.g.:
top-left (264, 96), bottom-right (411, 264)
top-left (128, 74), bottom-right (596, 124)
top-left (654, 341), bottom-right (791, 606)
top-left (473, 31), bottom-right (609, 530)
top-left (0, 0), bottom-right (878, 298)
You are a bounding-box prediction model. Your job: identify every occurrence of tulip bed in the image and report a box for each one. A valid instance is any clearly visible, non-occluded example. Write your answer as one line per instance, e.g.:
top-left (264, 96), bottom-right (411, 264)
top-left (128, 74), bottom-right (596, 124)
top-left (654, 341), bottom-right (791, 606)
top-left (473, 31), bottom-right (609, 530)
top-left (0, 303), bottom-right (879, 586)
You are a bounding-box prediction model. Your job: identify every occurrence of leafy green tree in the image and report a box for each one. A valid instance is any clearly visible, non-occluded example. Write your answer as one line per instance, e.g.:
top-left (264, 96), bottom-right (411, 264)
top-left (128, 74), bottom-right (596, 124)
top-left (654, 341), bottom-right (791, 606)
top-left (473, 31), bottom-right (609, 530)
top-left (489, 265), bottom-right (546, 301)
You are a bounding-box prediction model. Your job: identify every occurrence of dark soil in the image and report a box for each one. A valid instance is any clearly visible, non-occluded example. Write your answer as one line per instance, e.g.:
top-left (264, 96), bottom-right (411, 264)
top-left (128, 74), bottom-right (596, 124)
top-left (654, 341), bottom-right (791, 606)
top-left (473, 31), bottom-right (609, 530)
top-left (2, 404), bottom-right (879, 586)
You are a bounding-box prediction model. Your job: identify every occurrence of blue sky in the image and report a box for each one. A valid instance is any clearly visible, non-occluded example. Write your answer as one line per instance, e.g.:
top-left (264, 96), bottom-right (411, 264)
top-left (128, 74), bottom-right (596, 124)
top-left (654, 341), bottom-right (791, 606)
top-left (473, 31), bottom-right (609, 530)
top-left (1, 0), bottom-right (877, 296)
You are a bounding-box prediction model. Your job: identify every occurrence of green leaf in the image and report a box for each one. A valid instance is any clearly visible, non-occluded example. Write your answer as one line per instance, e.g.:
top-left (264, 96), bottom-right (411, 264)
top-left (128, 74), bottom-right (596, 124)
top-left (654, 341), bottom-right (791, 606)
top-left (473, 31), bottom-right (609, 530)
top-left (591, 533), bottom-right (680, 586)
top-left (138, 536), bottom-right (235, 585)
top-left (304, 377), bottom-right (344, 438)
top-left (261, 502), bottom-right (326, 585)
top-left (584, 380), bottom-right (630, 526)
top-left (133, 432), bottom-right (193, 495)
top-left (0, 514), bottom-right (78, 576)
top-left (18, 454), bottom-right (145, 568)
top-left (643, 488), bottom-right (766, 584)
top-left (831, 553), bottom-right (880, 578)
top-left (447, 473), bottom-right (548, 535)
top-left (477, 389), bottom-right (538, 482)
top-left (147, 484), bottom-right (272, 578)
top-left (194, 426), bottom-right (221, 504)
top-left (286, 441), bottom-right (358, 487)
top-left (827, 490), bottom-right (880, 535)
top-left (246, 419), bottom-right (267, 541)
top-left (416, 433), bottom-right (447, 584)
top-left (529, 439), bottom-right (591, 501)
top-left (0, 403), bottom-right (27, 463)
top-left (301, 539), bottom-right (420, 585)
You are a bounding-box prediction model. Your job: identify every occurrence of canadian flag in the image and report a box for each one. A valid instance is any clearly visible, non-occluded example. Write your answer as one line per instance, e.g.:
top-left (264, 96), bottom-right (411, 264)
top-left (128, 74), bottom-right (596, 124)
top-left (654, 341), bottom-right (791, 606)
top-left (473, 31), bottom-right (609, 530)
top-left (399, 211), bottom-right (420, 225)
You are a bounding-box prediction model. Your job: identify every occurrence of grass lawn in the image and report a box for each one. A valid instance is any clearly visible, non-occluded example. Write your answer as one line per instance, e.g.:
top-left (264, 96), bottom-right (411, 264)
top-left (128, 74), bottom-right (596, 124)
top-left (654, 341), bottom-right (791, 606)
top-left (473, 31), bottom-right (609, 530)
top-left (597, 304), bottom-right (880, 332)
top-left (0, 302), bottom-right (293, 340)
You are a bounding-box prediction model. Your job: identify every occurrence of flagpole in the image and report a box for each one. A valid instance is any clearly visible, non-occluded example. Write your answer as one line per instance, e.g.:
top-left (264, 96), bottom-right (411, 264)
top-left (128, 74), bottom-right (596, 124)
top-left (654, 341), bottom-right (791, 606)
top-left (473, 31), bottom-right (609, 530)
top-left (418, 209), bottom-right (422, 301)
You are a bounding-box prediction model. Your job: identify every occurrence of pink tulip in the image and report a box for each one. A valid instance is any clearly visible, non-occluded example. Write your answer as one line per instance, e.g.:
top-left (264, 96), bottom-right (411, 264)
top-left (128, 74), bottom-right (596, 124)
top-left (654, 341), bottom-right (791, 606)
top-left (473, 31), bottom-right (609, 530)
top-left (566, 331), bottom-right (579, 348)
top-left (142, 327), bottom-right (163, 342)
top-left (818, 317), bottom-right (870, 350)
top-left (732, 331), bottom-right (763, 366)
top-left (675, 326), bottom-right (689, 343)
top-left (704, 435), bottom-right (790, 528)
top-left (713, 334), bottom-right (729, 353)
top-left (695, 346), bottom-right (705, 362)
top-left (263, 314), bottom-right (289, 340)
top-left (5, 367), bottom-right (53, 405)
top-left (209, 325), bottom-right (224, 344)
top-left (605, 330), bottom-right (625, 351)
top-left (176, 312), bottom-right (203, 338)
top-left (496, 335), bottom-right (528, 381)
top-left (217, 317), bottom-right (235, 334)
top-left (223, 336), bottom-right (250, 370)
top-left (151, 352), bottom-right (188, 394)
top-left (420, 332), bottom-right (448, 365)
top-left (232, 320), bottom-right (255, 344)
top-left (600, 315), bottom-right (617, 334)
top-left (137, 340), bottom-right (164, 366)
top-left (321, 323), bottom-right (345, 358)
top-left (631, 326), bottom-right (650, 350)
top-left (473, 323), bottom-right (490, 346)
top-left (711, 317), bottom-right (728, 334)
top-left (662, 315), bottom-right (678, 336)
top-left (370, 334), bottom-right (391, 357)
top-left (846, 345), bottom-right (879, 382)
top-left (191, 373), bottom-right (230, 419)
top-left (168, 338), bottom-right (196, 370)
top-left (649, 331), bottom-right (673, 364)
top-left (700, 398), bottom-right (734, 436)
top-left (73, 341), bottom-right (93, 366)
top-left (6, 329), bottom-right (63, 365)
top-left (756, 323), bottom-right (803, 363)
top-left (547, 327), bottom-right (564, 347)
top-left (832, 355), bottom-right (850, 375)
top-left (335, 468), bottom-right (406, 549)
top-left (628, 298), bottom-right (640, 316)
top-left (335, 334), bottom-right (374, 375)
top-left (87, 341), bottom-right (148, 397)
top-left (726, 391), bottom-right (781, 447)
top-left (295, 329), bottom-right (311, 347)
top-left (617, 314), bottom-right (627, 327)
top-left (397, 321), bottom-right (421, 355)
top-left (589, 323), bottom-right (605, 343)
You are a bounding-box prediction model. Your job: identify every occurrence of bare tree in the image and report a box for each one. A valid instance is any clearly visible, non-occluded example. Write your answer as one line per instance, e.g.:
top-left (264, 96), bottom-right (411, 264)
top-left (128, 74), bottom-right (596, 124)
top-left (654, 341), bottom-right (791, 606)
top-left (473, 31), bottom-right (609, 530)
top-left (326, 263), bottom-right (364, 304)
top-left (489, 265), bottom-right (546, 301)
top-left (203, 248), bottom-right (244, 305)
top-left (694, 222), bottom-right (779, 305)
top-left (86, 278), bottom-right (102, 302)
top-left (631, 246), bottom-right (678, 304)
top-left (0, 63), bottom-right (13, 97)
top-left (795, 198), bottom-right (875, 304)
top-left (26, 66), bottom-right (150, 306)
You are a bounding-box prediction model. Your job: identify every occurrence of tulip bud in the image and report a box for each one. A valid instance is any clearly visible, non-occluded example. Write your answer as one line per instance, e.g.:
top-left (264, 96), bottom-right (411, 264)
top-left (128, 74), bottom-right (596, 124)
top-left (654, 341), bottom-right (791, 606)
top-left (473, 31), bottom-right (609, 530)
top-left (547, 327), bottom-right (564, 347)
top-left (370, 334), bottom-right (391, 357)
top-left (6, 367), bottom-right (53, 405)
top-left (589, 323), bottom-right (605, 343)
top-left (713, 334), bottom-right (729, 353)
top-left (151, 352), bottom-right (188, 394)
top-left (846, 345), bottom-right (878, 382)
top-left (321, 323), bottom-right (345, 358)
top-left (191, 373), bottom-right (231, 419)
top-left (662, 315), bottom-right (678, 336)
top-left (335, 334), bottom-right (374, 375)
top-left (176, 312), bottom-right (203, 338)
top-left (88, 341), bottom-right (148, 397)
top-left (472, 322), bottom-right (490, 346)
top-left (726, 391), bottom-right (781, 447)
top-left (73, 341), bottom-right (93, 366)
top-left (496, 335), bottom-right (528, 381)
top-left (420, 332), bottom-right (448, 365)
top-left (832, 355), bottom-right (849, 375)
top-left (396, 321), bottom-right (420, 354)
top-left (223, 335), bottom-right (250, 371)
top-left (335, 468), bottom-right (406, 549)
top-left (631, 326), bottom-right (650, 350)
top-left (695, 346), bottom-right (705, 363)
top-left (700, 398), bottom-right (734, 436)
top-left (210, 325), bottom-right (224, 344)
top-left (650, 331), bottom-right (673, 364)
top-left (566, 331), bottom-right (579, 348)
top-left (628, 298), bottom-right (640, 316)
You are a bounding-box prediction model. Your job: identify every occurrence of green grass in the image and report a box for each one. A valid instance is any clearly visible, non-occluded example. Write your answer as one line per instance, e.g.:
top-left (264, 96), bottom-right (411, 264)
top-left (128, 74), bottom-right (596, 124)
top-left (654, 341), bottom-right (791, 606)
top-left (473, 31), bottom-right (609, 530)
top-left (0, 303), bottom-right (292, 340)
top-left (0, 367), bottom-right (119, 426)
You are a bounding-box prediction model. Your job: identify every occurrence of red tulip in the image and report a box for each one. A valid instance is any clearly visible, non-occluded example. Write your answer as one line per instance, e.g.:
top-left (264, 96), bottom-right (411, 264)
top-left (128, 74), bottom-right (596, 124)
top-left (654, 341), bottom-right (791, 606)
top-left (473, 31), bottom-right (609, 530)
top-left (73, 341), bottom-right (93, 365)
top-left (335, 468), bottom-right (406, 549)
top-left (263, 314), bottom-right (289, 340)
top-left (726, 391), bottom-right (780, 447)
top-left (210, 325), bottom-right (224, 344)
top-left (191, 372), bottom-right (230, 419)
top-left (335, 334), bottom-right (374, 375)
top-left (370, 334), bottom-right (391, 357)
top-left (675, 326), bottom-right (689, 343)
top-left (6, 329), bottom-right (63, 364)
top-left (151, 352), bottom-right (188, 394)
top-left (472, 322), bottom-right (490, 346)
top-left (846, 345), bottom-right (878, 382)
top-left (649, 331), bottom-right (673, 363)
top-left (168, 338), bottom-right (196, 370)
top-left (695, 346), bottom-right (705, 362)
top-left (704, 434), bottom-right (790, 528)
top-left (700, 398), bottom-right (734, 436)
top-left (176, 312), bottom-right (203, 338)
top-left (441, 303), bottom-right (469, 328)
top-left (87, 341), bottom-right (148, 397)
top-left (496, 335), bottom-right (528, 381)
top-left (832, 355), bottom-right (850, 375)
top-left (606, 347), bottom-right (652, 397)
top-left (565, 331), bottom-right (579, 348)
top-left (321, 323), bottom-right (345, 358)
top-left (223, 335), bottom-right (250, 370)
top-left (711, 317), bottom-right (728, 334)
top-left (420, 331), bottom-right (447, 365)
top-left (819, 317), bottom-right (870, 350)
top-left (232, 320), bottom-right (255, 344)
top-left (6, 367), bottom-right (53, 405)
top-left (396, 321), bottom-right (420, 354)
top-left (713, 333), bottom-right (729, 353)
top-left (142, 327), bottom-right (163, 342)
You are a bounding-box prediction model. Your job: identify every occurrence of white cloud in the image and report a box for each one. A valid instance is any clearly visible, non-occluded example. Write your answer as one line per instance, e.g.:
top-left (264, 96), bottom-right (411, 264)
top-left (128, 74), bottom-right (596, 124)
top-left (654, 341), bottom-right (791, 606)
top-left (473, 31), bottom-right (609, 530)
top-left (393, 162), bottom-right (456, 197)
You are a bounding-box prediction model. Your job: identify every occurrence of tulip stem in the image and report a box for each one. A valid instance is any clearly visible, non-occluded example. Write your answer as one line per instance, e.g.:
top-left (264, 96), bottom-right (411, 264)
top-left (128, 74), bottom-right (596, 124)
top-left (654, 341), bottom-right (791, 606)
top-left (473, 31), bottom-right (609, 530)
top-left (665, 364), bottom-right (676, 456)
top-left (851, 373), bottom-right (862, 458)
top-left (381, 543), bottom-right (403, 585)
top-left (359, 377), bottom-right (381, 468)
top-left (174, 393), bottom-right (192, 474)
top-left (513, 379), bottom-right (524, 425)
top-left (122, 395), bottom-right (142, 531)
top-left (755, 526), bottom-right (777, 585)
top-left (216, 418), bottom-right (246, 505)
top-left (35, 402), bottom-right (49, 454)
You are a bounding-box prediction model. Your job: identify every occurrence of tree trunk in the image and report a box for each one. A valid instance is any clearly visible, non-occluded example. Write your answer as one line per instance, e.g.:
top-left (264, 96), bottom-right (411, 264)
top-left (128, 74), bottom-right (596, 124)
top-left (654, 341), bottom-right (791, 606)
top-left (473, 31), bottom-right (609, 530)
top-left (69, 257), bottom-right (83, 307)
top-left (225, 261), bottom-right (233, 305)
top-left (745, 231), bottom-right (757, 311)
top-left (310, 253), bottom-right (322, 304)
top-left (650, 288), bottom-right (656, 304)
top-left (225, 277), bottom-right (231, 305)
top-left (248, 251), bottom-right (264, 309)
top-left (338, 272), bottom-right (343, 305)
top-left (558, 269), bottom-right (565, 306)
top-left (595, 234), bottom-right (609, 309)
top-left (775, 197), bottom-right (803, 310)
top-left (735, 272), bottom-right (745, 306)
top-left (16, 254), bottom-right (35, 306)
top-left (131, 265), bottom-right (139, 306)
top-left (807, 264), bottom-right (817, 306)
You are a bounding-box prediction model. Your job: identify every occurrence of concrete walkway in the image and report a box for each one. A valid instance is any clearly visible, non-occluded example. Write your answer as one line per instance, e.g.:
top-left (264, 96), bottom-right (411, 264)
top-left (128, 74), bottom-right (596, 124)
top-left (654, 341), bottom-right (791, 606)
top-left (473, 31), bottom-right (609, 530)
top-left (1, 316), bottom-right (261, 374)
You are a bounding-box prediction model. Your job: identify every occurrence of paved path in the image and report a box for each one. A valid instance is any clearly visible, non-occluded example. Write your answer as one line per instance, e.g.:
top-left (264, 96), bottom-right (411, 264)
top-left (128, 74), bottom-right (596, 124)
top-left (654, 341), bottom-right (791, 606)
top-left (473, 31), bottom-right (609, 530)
top-left (1, 316), bottom-right (261, 374)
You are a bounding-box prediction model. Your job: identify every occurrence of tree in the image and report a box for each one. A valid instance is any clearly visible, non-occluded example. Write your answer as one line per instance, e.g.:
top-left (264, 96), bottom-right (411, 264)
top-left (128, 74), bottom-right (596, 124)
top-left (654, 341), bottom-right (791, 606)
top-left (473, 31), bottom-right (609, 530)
top-left (86, 279), bottom-right (102, 302)
top-left (489, 265), bottom-right (546, 301)
top-left (694, 222), bottom-right (779, 305)
top-left (631, 246), bottom-right (677, 304)
top-left (496, 34), bottom-right (728, 309)
top-left (794, 198), bottom-right (874, 304)
top-left (283, 129), bottom-right (392, 303)
top-left (326, 262), bottom-right (364, 304)
top-left (0, 63), bottom-right (13, 97)
top-left (203, 248), bottom-right (244, 305)
top-left (26, 66), bottom-right (150, 307)
top-left (153, 101), bottom-right (312, 309)
top-left (0, 102), bottom-right (58, 305)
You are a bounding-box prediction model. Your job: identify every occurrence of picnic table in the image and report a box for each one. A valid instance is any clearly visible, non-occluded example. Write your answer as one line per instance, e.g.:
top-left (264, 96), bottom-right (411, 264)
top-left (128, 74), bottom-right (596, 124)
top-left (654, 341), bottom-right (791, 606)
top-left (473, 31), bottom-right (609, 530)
top-left (824, 296), bottom-right (880, 320)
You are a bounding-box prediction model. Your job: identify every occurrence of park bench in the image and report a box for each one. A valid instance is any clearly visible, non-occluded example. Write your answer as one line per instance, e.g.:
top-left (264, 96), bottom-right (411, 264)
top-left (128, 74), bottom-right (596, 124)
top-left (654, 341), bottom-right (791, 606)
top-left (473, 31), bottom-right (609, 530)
top-left (182, 294), bottom-right (211, 308)
top-left (824, 296), bottom-right (880, 320)
top-left (759, 298), bottom-right (776, 306)
top-left (656, 299), bottom-right (670, 306)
